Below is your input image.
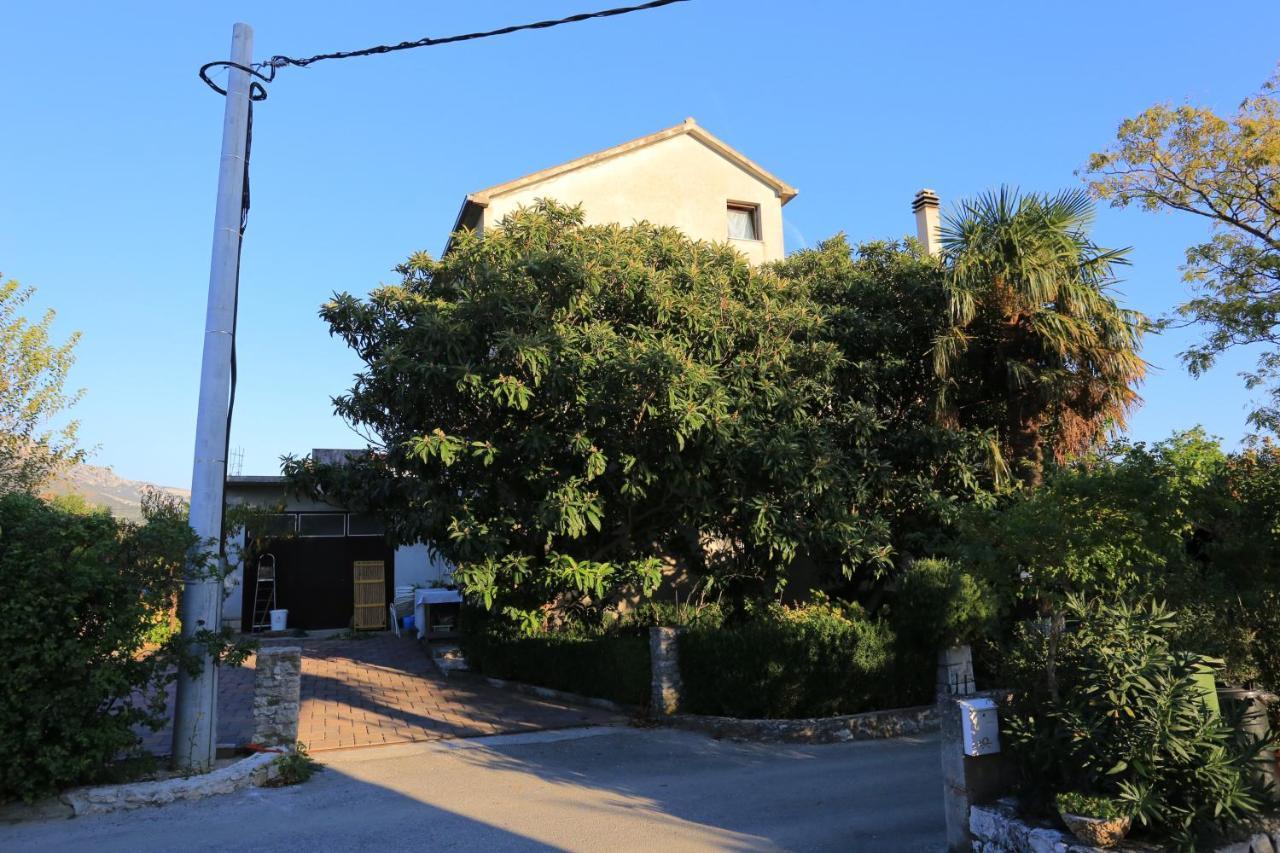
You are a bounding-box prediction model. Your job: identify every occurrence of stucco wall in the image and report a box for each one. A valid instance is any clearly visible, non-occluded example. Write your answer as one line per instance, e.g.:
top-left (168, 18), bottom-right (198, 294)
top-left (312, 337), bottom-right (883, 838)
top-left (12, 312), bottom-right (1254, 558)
top-left (392, 542), bottom-right (453, 588)
top-left (483, 133), bottom-right (786, 265)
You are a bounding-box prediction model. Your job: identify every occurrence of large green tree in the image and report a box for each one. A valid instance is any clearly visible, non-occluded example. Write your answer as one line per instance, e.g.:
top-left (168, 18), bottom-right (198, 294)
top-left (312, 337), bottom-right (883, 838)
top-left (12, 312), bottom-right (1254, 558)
top-left (286, 202), bottom-right (886, 629)
top-left (933, 188), bottom-right (1147, 485)
top-left (772, 237), bottom-right (1000, 562)
top-left (1087, 67), bottom-right (1280, 428)
top-left (0, 275), bottom-right (84, 495)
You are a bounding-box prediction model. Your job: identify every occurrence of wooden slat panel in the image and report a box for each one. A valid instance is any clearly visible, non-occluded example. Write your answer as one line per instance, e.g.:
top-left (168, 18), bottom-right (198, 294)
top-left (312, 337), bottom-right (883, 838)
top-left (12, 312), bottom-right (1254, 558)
top-left (352, 560), bottom-right (386, 630)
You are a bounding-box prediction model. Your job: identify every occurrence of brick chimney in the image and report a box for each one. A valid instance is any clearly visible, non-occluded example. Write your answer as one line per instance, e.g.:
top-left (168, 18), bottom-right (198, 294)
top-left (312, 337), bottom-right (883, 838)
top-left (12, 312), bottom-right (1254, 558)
top-left (912, 188), bottom-right (941, 257)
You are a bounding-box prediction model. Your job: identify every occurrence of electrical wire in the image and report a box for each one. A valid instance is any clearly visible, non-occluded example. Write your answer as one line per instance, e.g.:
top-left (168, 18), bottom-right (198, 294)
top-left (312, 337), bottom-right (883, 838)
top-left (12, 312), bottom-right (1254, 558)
top-left (199, 0), bottom-right (691, 96)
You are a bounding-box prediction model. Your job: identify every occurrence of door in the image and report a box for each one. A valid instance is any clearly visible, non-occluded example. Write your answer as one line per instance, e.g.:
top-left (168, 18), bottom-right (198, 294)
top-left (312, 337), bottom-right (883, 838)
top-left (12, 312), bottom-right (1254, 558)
top-left (241, 512), bottom-right (395, 631)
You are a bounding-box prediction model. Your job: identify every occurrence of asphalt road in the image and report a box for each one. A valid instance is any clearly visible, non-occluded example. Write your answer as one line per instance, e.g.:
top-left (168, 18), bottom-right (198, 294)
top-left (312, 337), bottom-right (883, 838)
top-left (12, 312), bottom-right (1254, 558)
top-left (2, 726), bottom-right (945, 852)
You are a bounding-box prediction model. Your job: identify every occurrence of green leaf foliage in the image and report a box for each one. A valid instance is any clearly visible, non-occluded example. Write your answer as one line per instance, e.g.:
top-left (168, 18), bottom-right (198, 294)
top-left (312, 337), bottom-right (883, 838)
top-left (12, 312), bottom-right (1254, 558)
top-left (771, 238), bottom-right (1003, 564)
top-left (957, 429), bottom-right (1280, 688)
top-left (458, 606), bottom-right (651, 706)
top-left (1087, 67), bottom-right (1280, 430)
top-left (286, 204), bottom-right (961, 627)
top-left (677, 597), bottom-right (919, 718)
top-left (1005, 596), bottom-right (1268, 850)
top-left (933, 188), bottom-right (1147, 485)
top-left (0, 275), bottom-right (85, 495)
top-left (1055, 791), bottom-right (1130, 820)
top-left (890, 557), bottom-right (997, 654)
top-left (0, 492), bottom-right (192, 800)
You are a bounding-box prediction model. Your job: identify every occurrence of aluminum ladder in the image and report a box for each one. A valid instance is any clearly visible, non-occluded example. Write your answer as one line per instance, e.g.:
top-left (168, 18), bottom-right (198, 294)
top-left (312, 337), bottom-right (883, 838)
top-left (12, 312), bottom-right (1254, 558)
top-left (250, 553), bottom-right (277, 632)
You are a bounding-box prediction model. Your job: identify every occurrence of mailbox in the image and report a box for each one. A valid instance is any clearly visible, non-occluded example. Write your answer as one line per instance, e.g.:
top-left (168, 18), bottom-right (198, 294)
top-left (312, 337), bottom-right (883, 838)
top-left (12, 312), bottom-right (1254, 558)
top-left (958, 697), bottom-right (1000, 756)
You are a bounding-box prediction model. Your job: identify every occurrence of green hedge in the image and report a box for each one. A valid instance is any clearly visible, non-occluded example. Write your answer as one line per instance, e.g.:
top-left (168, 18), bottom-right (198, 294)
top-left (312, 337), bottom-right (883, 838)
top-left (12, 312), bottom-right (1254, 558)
top-left (460, 617), bottom-right (650, 708)
top-left (678, 600), bottom-right (932, 719)
top-left (0, 492), bottom-right (192, 801)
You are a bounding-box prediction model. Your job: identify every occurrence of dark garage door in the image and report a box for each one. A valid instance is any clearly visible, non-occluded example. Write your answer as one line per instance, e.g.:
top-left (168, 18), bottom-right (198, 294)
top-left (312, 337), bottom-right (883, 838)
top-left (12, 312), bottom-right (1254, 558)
top-left (241, 512), bottom-right (395, 631)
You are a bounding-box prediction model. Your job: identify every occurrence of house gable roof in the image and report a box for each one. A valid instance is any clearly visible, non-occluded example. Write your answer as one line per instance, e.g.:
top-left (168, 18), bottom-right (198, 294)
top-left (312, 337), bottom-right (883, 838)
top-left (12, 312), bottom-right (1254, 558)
top-left (446, 118), bottom-right (797, 249)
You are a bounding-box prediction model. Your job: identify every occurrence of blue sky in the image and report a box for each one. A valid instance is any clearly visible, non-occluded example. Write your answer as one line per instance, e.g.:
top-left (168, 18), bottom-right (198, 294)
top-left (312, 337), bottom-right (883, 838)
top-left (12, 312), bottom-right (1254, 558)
top-left (2, 1), bottom-right (1278, 487)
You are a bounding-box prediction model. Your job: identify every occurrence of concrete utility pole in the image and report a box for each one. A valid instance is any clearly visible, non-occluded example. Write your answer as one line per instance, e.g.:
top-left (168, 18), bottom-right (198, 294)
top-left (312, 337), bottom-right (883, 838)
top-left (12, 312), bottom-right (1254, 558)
top-left (173, 22), bottom-right (254, 770)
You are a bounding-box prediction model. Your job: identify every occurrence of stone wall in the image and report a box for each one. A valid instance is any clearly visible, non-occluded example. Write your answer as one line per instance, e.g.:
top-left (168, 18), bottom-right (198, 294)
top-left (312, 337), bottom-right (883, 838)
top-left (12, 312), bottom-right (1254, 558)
top-left (252, 646), bottom-right (301, 746)
top-left (664, 704), bottom-right (937, 743)
top-left (649, 627), bottom-right (683, 715)
top-left (971, 799), bottom-right (1280, 853)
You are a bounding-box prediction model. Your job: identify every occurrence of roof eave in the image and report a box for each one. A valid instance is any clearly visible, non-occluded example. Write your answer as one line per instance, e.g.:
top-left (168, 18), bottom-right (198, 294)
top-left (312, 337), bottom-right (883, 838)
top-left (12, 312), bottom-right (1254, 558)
top-left (443, 196), bottom-right (487, 256)
top-left (464, 118), bottom-right (798, 208)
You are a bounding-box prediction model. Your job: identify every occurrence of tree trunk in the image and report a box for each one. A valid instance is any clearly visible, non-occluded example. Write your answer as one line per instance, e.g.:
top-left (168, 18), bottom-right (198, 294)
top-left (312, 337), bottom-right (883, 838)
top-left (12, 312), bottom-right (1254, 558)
top-left (1008, 414), bottom-right (1044, 487)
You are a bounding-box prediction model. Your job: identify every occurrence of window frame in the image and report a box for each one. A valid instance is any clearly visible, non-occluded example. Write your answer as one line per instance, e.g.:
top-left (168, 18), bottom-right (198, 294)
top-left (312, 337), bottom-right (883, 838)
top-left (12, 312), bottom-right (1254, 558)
top-left (726, 202), bottom-right (762, 242)
top-left (346, 513), bottom-right (386, 537)
top-left (247, 512), bottom-right (298, 540)
top-left (296, 512), bottom-right (348, 538)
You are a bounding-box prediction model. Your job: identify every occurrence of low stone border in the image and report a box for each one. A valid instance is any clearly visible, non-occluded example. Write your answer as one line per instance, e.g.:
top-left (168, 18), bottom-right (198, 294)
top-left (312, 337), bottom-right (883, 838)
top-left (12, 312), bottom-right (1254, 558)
top-left (661, 703), bottom-right (938, 744)
top-left (971, 798), bottom-right (1280, 853)
top-left (59, 750), bottom-right (287, 817)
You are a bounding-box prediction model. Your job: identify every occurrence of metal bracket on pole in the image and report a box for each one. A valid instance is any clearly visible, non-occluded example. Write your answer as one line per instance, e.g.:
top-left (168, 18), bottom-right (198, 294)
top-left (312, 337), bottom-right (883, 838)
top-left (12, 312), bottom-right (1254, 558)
top-left (172, 22), bottom-right (254, 771)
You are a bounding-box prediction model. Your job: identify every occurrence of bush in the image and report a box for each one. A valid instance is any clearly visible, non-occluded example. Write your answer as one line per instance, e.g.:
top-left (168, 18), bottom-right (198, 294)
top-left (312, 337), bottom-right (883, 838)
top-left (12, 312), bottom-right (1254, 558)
top-left (1005, 596), bottom-right (1267, 850)
top-left (890, 557), bottom-right (996, 654)
top-left (460, 609), bottom-right (650, 707)
top-left (956, 431), bottom-right (1280, 690)
top-left (678, 598), bottom-right (920, 718)
top-left (1055, 791), bottom-right (1129, 820)
top-left (0, 492), bottom-right (192, 801)
top-left (266, 744), bottom-right (322, 787)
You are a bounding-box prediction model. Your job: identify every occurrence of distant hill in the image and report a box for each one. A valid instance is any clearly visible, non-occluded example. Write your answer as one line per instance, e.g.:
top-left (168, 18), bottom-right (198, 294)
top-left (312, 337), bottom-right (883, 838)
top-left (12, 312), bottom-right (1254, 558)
top-left (43, 463), bottom-right (189, 520)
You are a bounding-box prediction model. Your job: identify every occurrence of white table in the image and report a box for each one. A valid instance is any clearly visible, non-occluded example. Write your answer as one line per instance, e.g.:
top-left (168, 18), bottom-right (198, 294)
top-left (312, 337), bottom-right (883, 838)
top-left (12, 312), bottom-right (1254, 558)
top-left (414, 588), bottom-right (463, 640)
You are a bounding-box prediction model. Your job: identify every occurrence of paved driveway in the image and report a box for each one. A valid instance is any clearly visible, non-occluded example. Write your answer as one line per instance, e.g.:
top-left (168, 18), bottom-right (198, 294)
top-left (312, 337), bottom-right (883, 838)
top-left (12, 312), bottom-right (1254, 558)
top-left (7, 727), bottom-right (946, 852)
top-left (142, 635), bottom-right (618, 754)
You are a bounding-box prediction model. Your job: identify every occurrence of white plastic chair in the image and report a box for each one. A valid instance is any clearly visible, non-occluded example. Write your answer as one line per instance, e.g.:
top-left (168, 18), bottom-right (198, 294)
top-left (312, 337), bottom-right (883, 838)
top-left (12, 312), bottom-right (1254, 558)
top-left (388, 586), bottom-right (416, 637)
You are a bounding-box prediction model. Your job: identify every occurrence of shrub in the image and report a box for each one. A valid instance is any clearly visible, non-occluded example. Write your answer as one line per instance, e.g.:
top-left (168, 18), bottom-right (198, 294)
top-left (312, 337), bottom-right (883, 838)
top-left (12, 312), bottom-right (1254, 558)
top-left (890, 557), bottom-right (996, 654)
top-left (1005, 596), bottom-right (1267, 850)
top-left (956, 430), bottom-right (1280, 690)
top-left (460, 608), bottom-right (650, 707)
top-left (678, 598), bottom-right (916, 718)
top-left (1055, 791), bottom-right (1129, 820)
top-left (621, 599), bottom-right (725, 631)
top-left (266, 744), bottom-right (322, 787)
top-left (0, 493), bottom-right (191, 801)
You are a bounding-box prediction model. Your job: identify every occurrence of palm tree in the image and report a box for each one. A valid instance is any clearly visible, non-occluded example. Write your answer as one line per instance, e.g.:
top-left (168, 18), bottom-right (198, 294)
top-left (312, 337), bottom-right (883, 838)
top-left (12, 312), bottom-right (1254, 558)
top-left (933, 187), bottom-right (1147, 486)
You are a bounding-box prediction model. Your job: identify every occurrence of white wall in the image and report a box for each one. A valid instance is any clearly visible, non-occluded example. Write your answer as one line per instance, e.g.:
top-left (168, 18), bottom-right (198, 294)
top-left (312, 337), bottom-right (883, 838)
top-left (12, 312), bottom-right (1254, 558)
top-left (393, 543), bottom-right (453, 588)
top-left (222, 528), bottom-right (247, 630)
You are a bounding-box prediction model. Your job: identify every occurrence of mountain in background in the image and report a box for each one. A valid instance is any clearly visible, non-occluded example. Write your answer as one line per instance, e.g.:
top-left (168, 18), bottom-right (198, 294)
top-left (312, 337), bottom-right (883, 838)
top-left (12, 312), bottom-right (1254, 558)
top-left (43, 463), bottom-right (189, 520)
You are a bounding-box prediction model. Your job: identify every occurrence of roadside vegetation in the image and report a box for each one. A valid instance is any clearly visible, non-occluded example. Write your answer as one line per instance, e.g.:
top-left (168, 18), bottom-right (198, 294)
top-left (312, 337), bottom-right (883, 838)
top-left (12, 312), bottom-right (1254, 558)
top-left (1, 63), bottom-right (1276, 845)
top-left (280, 66), bottom-right (1280, 846)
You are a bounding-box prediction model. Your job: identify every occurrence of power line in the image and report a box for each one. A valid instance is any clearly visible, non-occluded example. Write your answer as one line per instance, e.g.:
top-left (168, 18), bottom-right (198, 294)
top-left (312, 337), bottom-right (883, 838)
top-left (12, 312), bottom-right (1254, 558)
top-left (199, 0), bottom-right (691, 96)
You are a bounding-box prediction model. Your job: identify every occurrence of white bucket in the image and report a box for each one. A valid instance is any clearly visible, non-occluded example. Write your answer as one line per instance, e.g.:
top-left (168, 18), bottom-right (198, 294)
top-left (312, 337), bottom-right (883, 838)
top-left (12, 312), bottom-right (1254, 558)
top-left (269, 609), bottom-right (288, 632)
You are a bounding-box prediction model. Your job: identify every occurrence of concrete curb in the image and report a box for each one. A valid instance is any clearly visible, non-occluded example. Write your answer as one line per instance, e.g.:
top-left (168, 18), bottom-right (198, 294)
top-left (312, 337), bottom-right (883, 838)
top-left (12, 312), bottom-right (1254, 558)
top-left (660, 703), bottom-right (939, 744)
top-left (58, 750), bottom-right (286, 817)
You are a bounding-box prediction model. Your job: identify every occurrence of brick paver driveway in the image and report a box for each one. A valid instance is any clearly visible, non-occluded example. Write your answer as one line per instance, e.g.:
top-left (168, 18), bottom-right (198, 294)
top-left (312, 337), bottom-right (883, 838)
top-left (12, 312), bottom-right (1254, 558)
top-left (143, 635), bottom-right (619, 755)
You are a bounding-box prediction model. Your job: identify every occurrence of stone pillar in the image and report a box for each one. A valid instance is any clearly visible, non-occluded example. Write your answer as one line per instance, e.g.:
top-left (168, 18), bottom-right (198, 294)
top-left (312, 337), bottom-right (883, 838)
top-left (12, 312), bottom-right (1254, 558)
top-left (939, 693), bottom-right (1015, 852)
top-left (937, 644), bottom-right (976, 701)
top-left (1219, 688), bottom-right (1280, 802)
top-left (649, 627), bottom-right (684, 716)
top-left (252, 646), bottom-right (302, 746)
